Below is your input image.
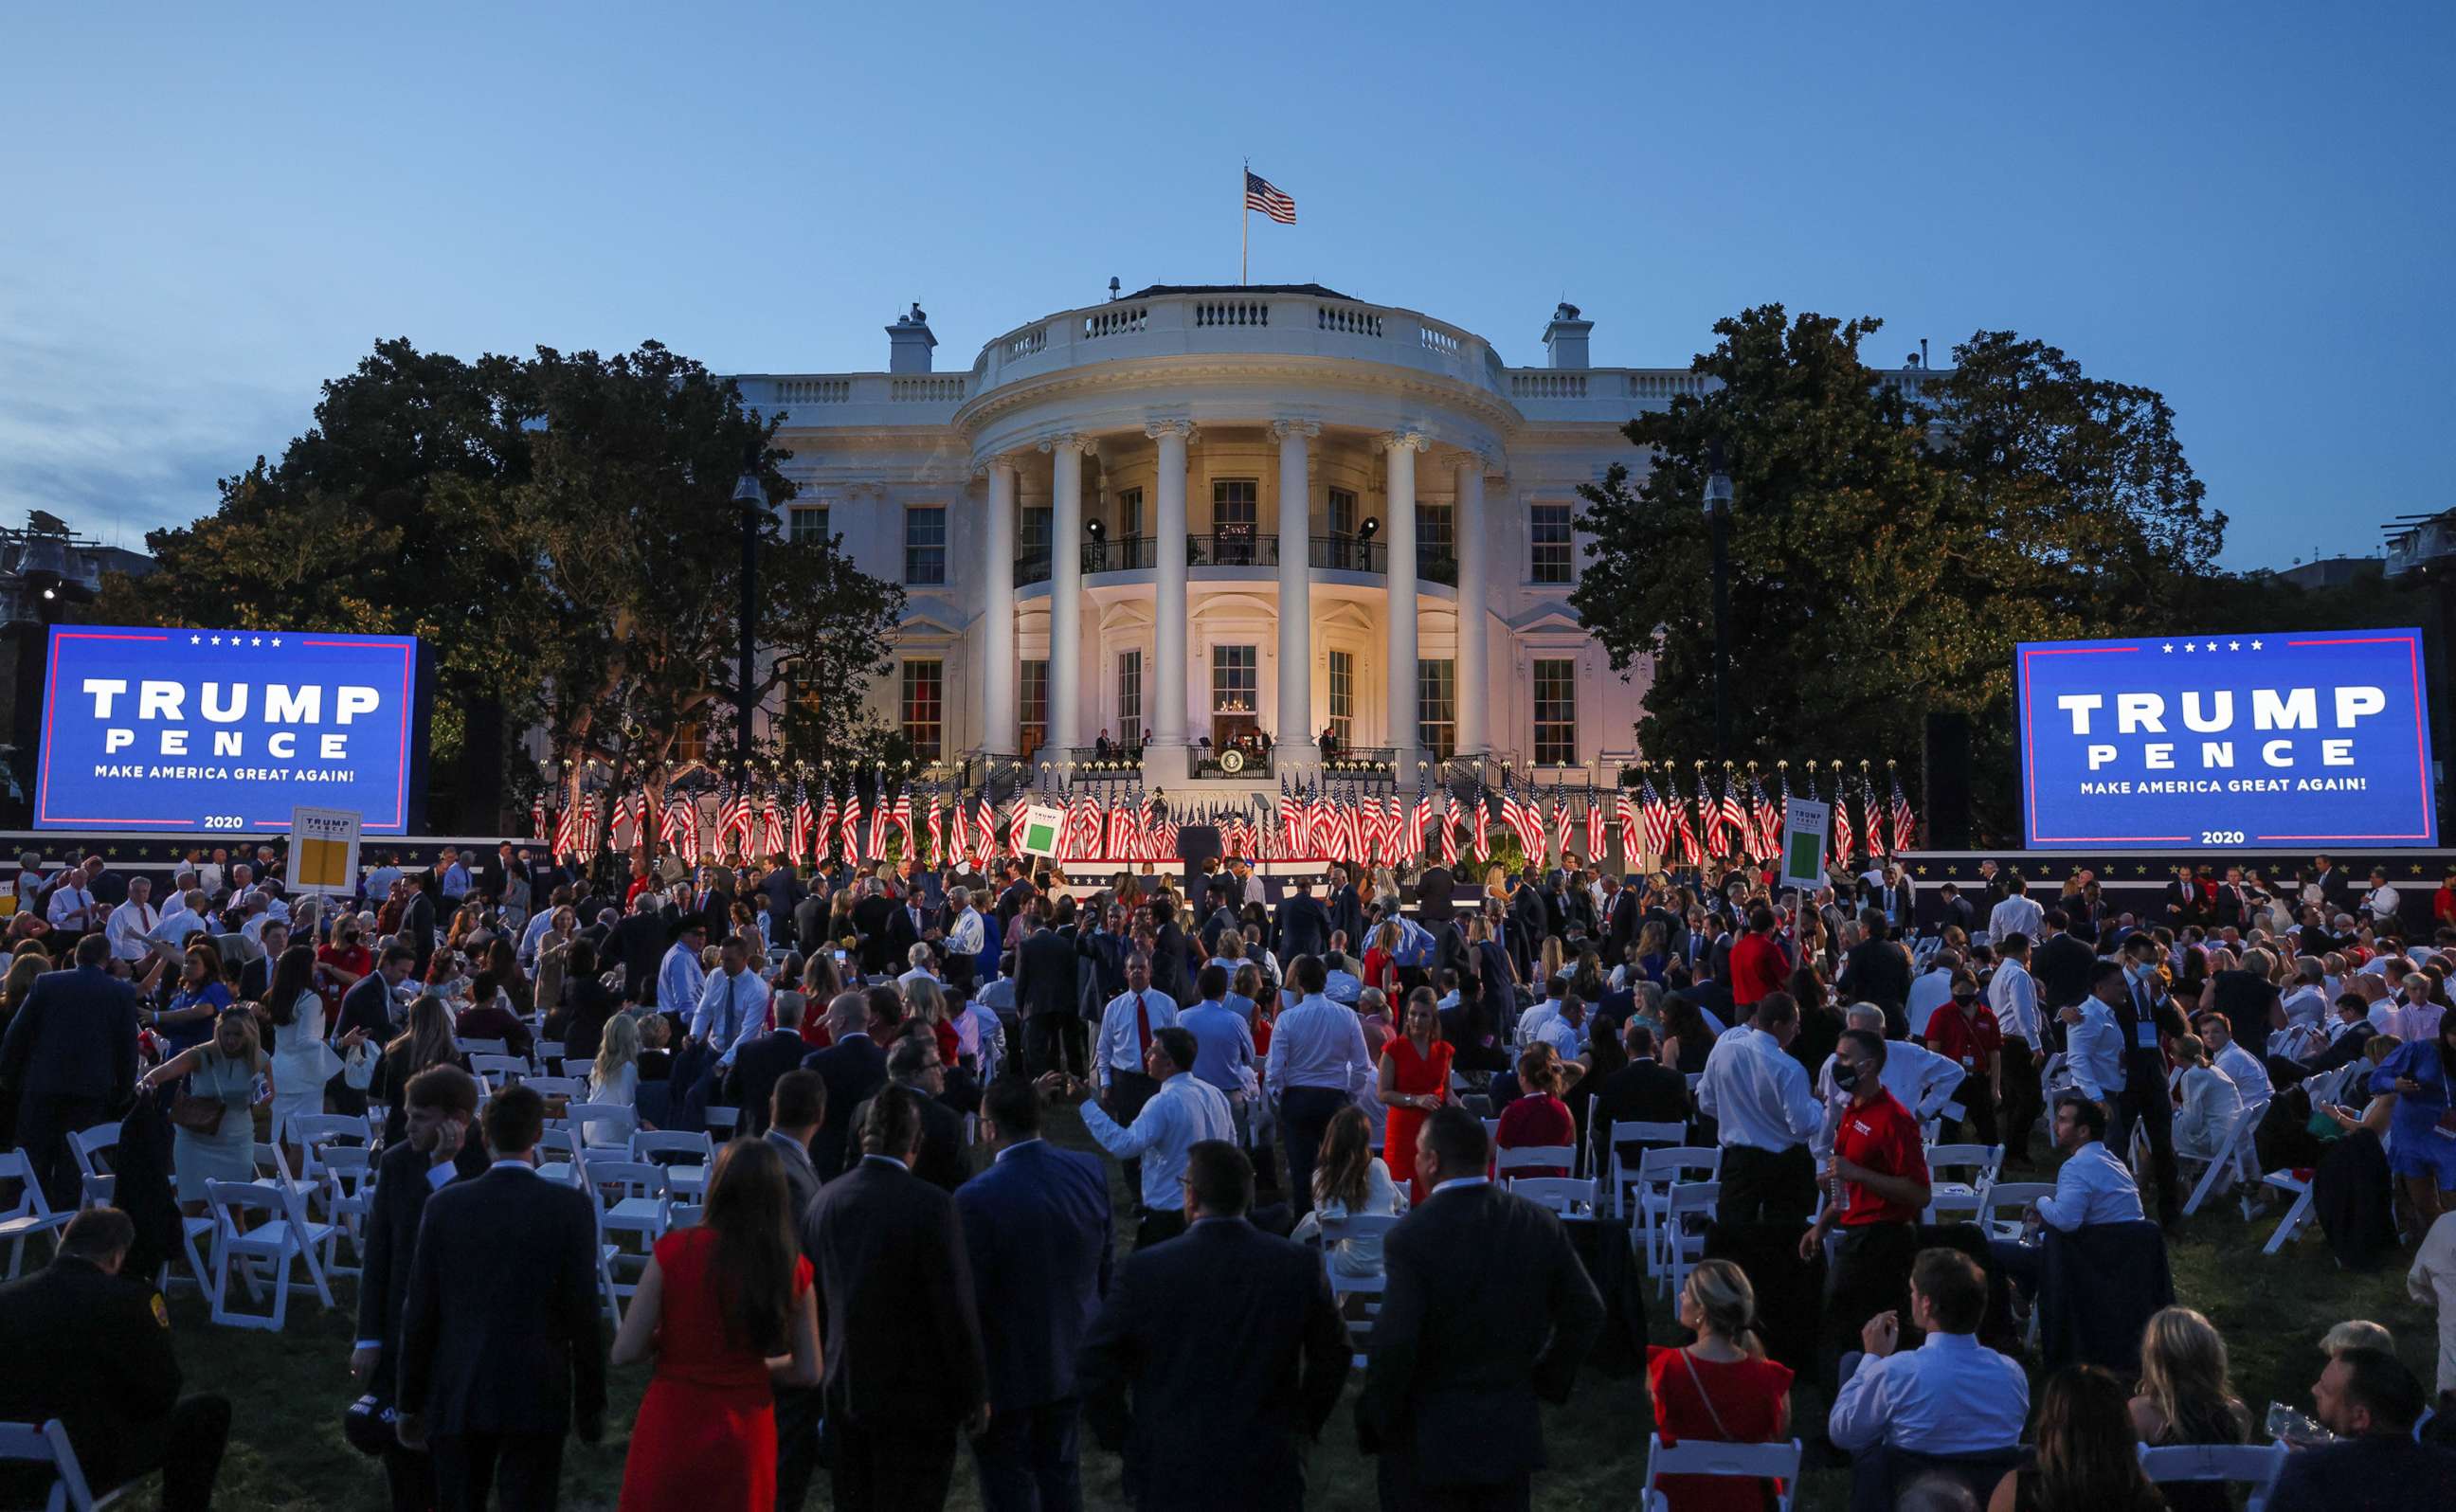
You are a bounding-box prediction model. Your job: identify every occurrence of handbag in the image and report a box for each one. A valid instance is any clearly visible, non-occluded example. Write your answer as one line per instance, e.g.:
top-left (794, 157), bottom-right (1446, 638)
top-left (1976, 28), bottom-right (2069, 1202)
top-left (168, 1092), bottom-right (226, 1136)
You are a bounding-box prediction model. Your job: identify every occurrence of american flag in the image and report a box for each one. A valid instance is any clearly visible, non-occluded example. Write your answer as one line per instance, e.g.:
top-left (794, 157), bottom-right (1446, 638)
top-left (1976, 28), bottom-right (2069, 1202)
top-left (867, 777), bottom-right (894, 859)
top-left (891, 780), bottom-right (915, 857)
top-left (1674, 783), bottom-right (1701, 868)
top-left (1858, 773), bottom-right (1886, 862)
top-left (1617, 787), bottom-right (1641, 864)
top-left (531, 792), bottom-right (549, 844)
top-left (792, 782), bottom-right (816, 862)
top-left (1554, 791), bottom-right (1578, 864)
top-left (759, 795), bottom-right (786, 858)
top-left (814, 786), bottom-right (839, 864)
top-left (1830, 774), bottom-right (1855, 868)
top-left (1719, 775), bottom-right (1748, 861)
top-left (1584, 792), bottom-right (1606, 863)
top-left (1244, 171), bottom-right (1295, 225)
top-left (1437, 788), bottom-right (1461, 868)
top-left (1695, 772), bottom-right (1722, 858)
top-left (1889, 773), bottom-right (1917, 857)
top-left (924, 784), bottom-right (945, 867)
top-left (551, 800), bottom-right (579, 858)
top-left (1472, 780), bottom-right (1492, 860)
top-left (1751, 777), bottom-right (1780, 863)
top-left (579, 791), bottom-right (601, 855)
top-left (1408, 786), bottom-right (1434, 861)
top-left (1641, 777), bottom-right (1674, 860)
top-left (841, 785), bottom-right (867, 863)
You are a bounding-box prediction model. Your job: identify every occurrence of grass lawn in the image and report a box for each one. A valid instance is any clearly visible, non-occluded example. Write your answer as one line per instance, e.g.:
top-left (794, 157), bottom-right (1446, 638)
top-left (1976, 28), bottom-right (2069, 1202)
top-left (158, 1118), bottom-right (2443, 1511)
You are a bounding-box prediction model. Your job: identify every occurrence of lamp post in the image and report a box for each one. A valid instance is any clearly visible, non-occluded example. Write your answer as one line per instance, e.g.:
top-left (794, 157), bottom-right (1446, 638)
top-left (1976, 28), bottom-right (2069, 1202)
top-left (731, 470), bottom-right (764, 779)
top-left (1704, 441), bottom-right (1734, 769)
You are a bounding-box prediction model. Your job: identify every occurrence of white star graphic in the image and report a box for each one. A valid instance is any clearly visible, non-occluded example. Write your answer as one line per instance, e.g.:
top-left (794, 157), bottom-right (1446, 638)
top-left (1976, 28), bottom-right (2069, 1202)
top-left (2250, 639), bottom-right (2263, 650)
top-left (270, 638), bottom-right (280, 647)
top-left (251, 637), bottom-right (262, 646)
top-left (208, 635), bottom-right (221, 645)
top-left (189, 634), bottom-right (200, 644)
top-left (2228, 639), bottom-right (2239, 651)
top-left (2184, 642), bottom-right (2195, 653)
top-left (2205, 640), bottom-right (2217, 651)
top-left (2162, 642), bottom-right (2175, 653)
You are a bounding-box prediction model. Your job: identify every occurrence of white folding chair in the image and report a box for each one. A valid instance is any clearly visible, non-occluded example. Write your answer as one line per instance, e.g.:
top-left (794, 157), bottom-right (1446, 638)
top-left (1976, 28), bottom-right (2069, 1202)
top-left (1509, 1176), bottom-right (1599, 1219)
top-left (704, 1106), bottom-right (741, 1136)
top-left (1659, 1180), bottom-right (1721, 1297)
top-left (250, 1142), bottom-right (319, 1213)
top-left (561, 1102), bottom-right (637, 1151)
top-left (581, 1157), bottom-right (670, 1296)
top-left (2137, 1443), bottom-right (2286, 1512)
top-left (202, 1179), bottom-right (336, 1330)
top-left (0, 1416), bottom-right (114, 1511)
top-left (631, 1131), bottom-right (714, 1200)
top-left (318, 1145), bottom-right (377, 1277)
top-left (0, 1150), bottom-right (70, 1280)
top-left (1494, 1144), bottom-right (1576, 1180)
top-left (536, 1040), bottom-right (566, 1062)
top-left (1635, 1147), bottom-right (1723, 1275)
top-left (2257, 1167), bottom-right (2316, 1253)
top-left (520, 1076), bottom-right (587, 1101)
top-left (454, 1037), bottom-right (509, 1058)
top-left (661, 1199), bottom-right (704, 1230)
top-left (560, 1058), bottom-right (595, 1079)
top-left (534, 1128), bottom-right (587, 1188)
top-left (1317, 1213), bottom-right (1399, 1369)
top-left (2179, 1105), bottom-right (2266, 1217)
top-left (1921, 1143), bottom-right (2003, 1224)
top-left (1976, 1180), bottom-right (2056, 1240)
top-left (468, 1053), bottom-right (531, 1089)
top-left (1604, 1121), bottom-right (1687, 1220)
top-left (64, 1125), bottom-right (120, 1212)
top-left (1640, 1432), bottom-right (1800, 1512)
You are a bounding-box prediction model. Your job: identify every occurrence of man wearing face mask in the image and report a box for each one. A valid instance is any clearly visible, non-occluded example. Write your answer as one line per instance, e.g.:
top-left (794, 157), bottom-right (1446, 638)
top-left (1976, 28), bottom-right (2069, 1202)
top-left (2109, 934), bottom-right (2192, 1230)
top-left (1798, 1030), bottom-right (1933, 1391)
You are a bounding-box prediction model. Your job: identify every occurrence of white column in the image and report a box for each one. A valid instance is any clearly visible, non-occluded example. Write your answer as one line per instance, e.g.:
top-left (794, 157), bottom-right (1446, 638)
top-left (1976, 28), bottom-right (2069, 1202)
top-left (1454, 451), bottom-right (1490, 756)
top-left (1383, 430), bottom-right (1429, 776)
top-left (1145, 420), bottom-right (1195, 777)
top-left (1041, 434), bottom-right (1092, 753)
top-left (981, 459), bottom-right (1019, 754)
top-left (1272, 419), bottom-right (1319, 767)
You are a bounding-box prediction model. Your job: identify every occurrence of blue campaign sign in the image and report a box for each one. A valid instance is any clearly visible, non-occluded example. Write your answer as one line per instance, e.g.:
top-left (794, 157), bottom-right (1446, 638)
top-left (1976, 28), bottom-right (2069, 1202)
top-left (2016, 629), bottom-right (2435, 850)
top-left (35, 626), bottom-right (427, 834)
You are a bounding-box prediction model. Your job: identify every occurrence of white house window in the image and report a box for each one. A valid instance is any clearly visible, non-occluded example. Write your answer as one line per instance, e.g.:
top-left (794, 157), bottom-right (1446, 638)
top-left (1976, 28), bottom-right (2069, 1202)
top-left (1020, 659), bottom-right (1048, 761)
top-left (1116, 650), bottom-right (1143, 748)
top-left (1530, 504), bottom-right (1573, 584)
top-left (1532, 658), bottom-right (1577, 765)
top-left (1327, 650), bottom-right (1354, 748)
top-left (1418, 659), bottom-right (1456, 760)
top-left (788, 506), bottom-right (829, 545)
top-left (905, 506), bottom-right (947, 585)
top-left (900, 659), bottom-right (943, 762)
top-left (1327, 486), bottom-right (1358, 538)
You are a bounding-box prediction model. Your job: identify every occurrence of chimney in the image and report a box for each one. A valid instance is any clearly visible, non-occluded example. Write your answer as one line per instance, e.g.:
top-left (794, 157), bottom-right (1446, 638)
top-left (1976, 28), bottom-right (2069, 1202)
top-left (886, 302), bottom-right (936, 374)
top-left (1541, 301), bottom-right (1591, 370)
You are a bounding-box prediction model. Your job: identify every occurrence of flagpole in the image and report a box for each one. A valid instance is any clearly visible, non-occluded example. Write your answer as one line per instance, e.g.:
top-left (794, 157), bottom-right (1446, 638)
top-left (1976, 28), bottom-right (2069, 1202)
top-left (1240, 157), bottom-right (1249, 286)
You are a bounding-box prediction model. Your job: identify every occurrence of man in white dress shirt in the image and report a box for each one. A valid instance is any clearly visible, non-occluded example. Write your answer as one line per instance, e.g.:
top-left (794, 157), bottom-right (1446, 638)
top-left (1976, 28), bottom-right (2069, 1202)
top-left (2194, 1011), bottom-right (2273, 1111)
top-left (1904, 950), bottom-right (1960, 1039)
top-left (2060, 962), bottom-right (2130, 1110)
top-left (1988, 1093), bottom-right (2144, 1303)
top-left (1263, 954), bottom-right (1372, 1219)
top-left (148, 889), bottom-right (211, 958)
top-left (1094, 952), bottom-right (1179, 1207)
top-left (1984, 874), bottom-right (2045, 950)
top-left (1054, 1026), bottom-right (1233, 1250)
top-left (1694, 990), bottom-right (1824, 1227)
top-left (1988, 932), bottom-right (2046, 1166)
top-left (693, 934), bottom-right (774, 1067)
top-left (44, 857), bottom-right (99, 938)
top-left (658, 920), bottom-right (709, 1022)
top-left (1828, 1248), bottom-right (2029, 1457)
top-left (102, 877), bottom-right (159, 964)
top-left (1812, 1005), bottom-right (1964, 1154)
top-left (1514, 975), bottom-right (1568, 1049)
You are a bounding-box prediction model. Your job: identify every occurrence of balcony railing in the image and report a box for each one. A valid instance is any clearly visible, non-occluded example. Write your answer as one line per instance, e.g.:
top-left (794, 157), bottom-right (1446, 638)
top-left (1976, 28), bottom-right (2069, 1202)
top-left (1020, 533), bottom-right (1449, 585)
top-left (1322, 747), bottom-right (1400, 774)
top-left (1189, 746), bottom-right (1273, 780)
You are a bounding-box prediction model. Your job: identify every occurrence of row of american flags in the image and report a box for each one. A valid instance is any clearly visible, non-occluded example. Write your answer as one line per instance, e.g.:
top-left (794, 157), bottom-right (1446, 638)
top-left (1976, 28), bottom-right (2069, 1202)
top-left (531, 765), bottom-right (1919, 873)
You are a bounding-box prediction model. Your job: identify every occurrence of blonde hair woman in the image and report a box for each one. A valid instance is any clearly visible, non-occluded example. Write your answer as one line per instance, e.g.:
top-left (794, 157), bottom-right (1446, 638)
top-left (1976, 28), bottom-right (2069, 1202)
top-left (2129, 1307), bottom-right (2248, 1512)
top-left (137, 1005), bottom-right (267, 1215)
top-left (1647, 1259), bottom-right (1794, 1512)
top-left (585, 1011), bottom-right (644, 1147)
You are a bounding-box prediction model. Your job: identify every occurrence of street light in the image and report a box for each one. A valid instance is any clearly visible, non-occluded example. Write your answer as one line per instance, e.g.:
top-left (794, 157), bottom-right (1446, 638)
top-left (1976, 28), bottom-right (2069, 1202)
top-left (1704, 441), bottom-right (1734, 769)
top-left (731, 470), bottom-right (764, 779)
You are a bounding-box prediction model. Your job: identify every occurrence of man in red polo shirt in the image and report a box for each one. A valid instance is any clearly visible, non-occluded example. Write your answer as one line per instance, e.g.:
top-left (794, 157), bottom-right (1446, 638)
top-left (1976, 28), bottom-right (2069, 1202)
top-left (1923, 966), bottom-right (2002, 1147)
top-left (1798, 1028), bottom-right (1931, 1390)
top-left (1728, 905), bottom-right (1791, 1013)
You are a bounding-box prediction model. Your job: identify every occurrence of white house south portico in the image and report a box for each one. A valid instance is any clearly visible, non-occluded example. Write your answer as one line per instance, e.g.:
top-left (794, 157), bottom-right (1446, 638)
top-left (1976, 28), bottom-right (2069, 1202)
top-left (728, 283), bottom-right (1831, 790)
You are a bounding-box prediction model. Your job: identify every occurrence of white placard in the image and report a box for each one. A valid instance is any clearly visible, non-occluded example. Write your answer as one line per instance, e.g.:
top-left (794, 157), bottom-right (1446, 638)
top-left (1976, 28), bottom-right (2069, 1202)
top-left (1779, 797), bottom-right (1831, 891)
top-left (286, 805), bottom-right (363, 895)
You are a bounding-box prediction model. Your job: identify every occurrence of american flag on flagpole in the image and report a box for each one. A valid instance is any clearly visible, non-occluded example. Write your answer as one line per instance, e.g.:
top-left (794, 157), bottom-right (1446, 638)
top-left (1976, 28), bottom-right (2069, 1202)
top-left (1695, 771), bottom-right (1722, 858)
top-left (1641, 776), bottom-right (1674, 860)
top-left (1243, 171), bottom-right (1296, 224)
top-left (841, 784), bottom-right (866, 863)
top-left (1617, 786), bottom-right (1641, 865)
top-left (759, 793), bottom-right (786, 858)
top-left (1889, 771), bottom-right (1917, 856)
top-left (1584, 790), bottom-right (1606, 863)
top-left (792, 782), bottom-right (815, 862)
top-left (1831, 773), bottom-right (1856, 868)
top-left (551, 799), bottom-right (578, 858)
top-left (1437, 788), bottom-right (1461, 868)
top-left (1751, 776), bottom-right (1780, 863)
top-left (814, 785), bottom-right (839, 864)
top-left (531, 792), bottom-right (549, 844)
top-left (1472, 779), bottom-right (1492, 861)
top-left (1718, 774), bottom-right (1748, 861)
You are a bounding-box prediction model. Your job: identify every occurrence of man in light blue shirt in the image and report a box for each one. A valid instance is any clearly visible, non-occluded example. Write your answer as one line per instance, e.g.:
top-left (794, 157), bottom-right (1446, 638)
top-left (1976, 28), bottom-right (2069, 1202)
top-left (2061, 968), bottom-right (2129, 1106)
top-left (1989, 1093), bottom-right (2144, 1303)
top-left (1830, 1248), bottom-right (2029, 1456)
top-left (1056, 1027), bottom-right (1234, 1250)
top-left (694, 934), bottom-right (773, 1066)
top-left (1180, 963), bottom-right (1258, 1107)
top-left (659, 921), bottom-right (709, 1025)
top-left (435, 847), bottom-right (472, 903)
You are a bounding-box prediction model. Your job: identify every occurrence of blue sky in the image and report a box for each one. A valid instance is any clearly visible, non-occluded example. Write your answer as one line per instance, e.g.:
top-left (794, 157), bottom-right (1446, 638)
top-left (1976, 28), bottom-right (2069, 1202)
top-left (4, 3), bottom-right (2448, 568)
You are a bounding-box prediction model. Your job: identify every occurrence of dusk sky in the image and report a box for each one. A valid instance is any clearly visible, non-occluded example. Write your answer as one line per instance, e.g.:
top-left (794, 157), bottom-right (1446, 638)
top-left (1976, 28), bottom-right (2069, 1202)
top-left (5, 3), bottom-right (2448, 568)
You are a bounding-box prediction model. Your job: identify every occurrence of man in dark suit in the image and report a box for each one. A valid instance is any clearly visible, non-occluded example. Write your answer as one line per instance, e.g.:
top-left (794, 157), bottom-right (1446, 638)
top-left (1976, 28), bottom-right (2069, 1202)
top-left (352, 1065), bottom-right (489, 1512)
top-left (1604, 875), bottom-right (1641, 963)
top-left (1076, 904), bottom-right (1128, 1011)
top-left (1837, 909), bottom-right (1913, 1031)
top-left (2031, 909), bottom-right (2096, 1017)
top-left (236, 916), bottom-right (290, 1003)
top-left (402, 871), bottom-right (440, 976)
top-left (1079, 1141), bottom-right (1346, 1512)
top-left (0, 1208), bottom-right (229, 1512)
top-left (1012, 911), bottom-right (1083, 1081)
top-left (2111, 936), bottom-right (2193, 1229)
top-left (692, 864), bottom-right (736, 943)
top-left (802, 991), bottom-right (891, 1181)
top-left (792, 884), bottom-right (831, 960)
top-left (850, 1033), bottom-right (969, 1193)
top-left (802, 1085), bottom-right (989, 1511)
top-left (610, 892), bottom-right (672, 1005)
top-left (1147, 896), bottom-right (1190, 1005)
top-left (1273, 878), bottom-right (1329, 962)
top-left (725, 990), bottom-right (816, 1137)
top-left (767, 1069), bottom-right (828, 1512)
top-left (1588, 1021), bottom-right (1691, 1179)
top-left (394, 1085), bottom-right (607, 1511)
top-left (0, 933), bottom-right (139, 1210)
top-left (1417, 863), bottom-right (1457, 927)
top-left (953, 1075), bottom-right (1112, 1512)
top-left (1359, 1107), bottom-right (1605, 1511)
top-left (851, 877), bottom-right (901, 978)
top-left (1327, 866), bottom-right (1365, 959)
top-left (2266, 1346), bottom-right (2456, 1511)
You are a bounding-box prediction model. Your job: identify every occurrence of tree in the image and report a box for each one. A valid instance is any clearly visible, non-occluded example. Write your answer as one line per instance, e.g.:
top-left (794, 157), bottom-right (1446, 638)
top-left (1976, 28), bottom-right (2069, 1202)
top-left (1574, 305), bottom-right (2233, 842)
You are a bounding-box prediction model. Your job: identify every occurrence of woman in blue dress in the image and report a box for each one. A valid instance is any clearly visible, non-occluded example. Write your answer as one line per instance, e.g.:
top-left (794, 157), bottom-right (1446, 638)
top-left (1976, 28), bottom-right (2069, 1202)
top-left (2370, 1013), bottom-right (2456, 1228)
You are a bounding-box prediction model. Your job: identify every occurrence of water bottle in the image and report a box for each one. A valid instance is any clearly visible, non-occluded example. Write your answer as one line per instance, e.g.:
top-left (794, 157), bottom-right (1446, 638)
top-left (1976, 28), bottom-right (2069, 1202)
top-left (2264, 1401), bottom-right (2332, 1447)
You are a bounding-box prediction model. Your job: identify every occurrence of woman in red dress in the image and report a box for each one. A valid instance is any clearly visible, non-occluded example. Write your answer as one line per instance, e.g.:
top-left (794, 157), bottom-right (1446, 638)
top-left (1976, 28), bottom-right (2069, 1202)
top-left (1647, 1258), bottom-right (1794, 1512)
top-left (614, 1138), bottom-right (822, 1512)
top-left (1361, 921), bottom-right (1403, 999)
top-left (1378, 987), bottom-right (1454, 1200)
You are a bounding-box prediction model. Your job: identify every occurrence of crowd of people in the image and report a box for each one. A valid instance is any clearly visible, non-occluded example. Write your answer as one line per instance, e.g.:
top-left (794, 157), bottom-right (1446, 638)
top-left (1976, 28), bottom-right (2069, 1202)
top-left (0, 836), bottom-right (2454, 1509)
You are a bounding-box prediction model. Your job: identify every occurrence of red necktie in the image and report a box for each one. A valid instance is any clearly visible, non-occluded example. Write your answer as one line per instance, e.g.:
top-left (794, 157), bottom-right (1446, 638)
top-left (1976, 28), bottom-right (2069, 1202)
top-left (1136, 992), bottom-right (1153, 1054)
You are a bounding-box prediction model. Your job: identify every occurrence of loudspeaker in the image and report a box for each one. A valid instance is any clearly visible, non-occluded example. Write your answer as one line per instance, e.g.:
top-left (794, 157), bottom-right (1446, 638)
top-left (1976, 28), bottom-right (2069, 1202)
top-left (1923, 711), bottom-right (1973, 851)
top-left (1176, 825), bottom-right (1223, 895)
